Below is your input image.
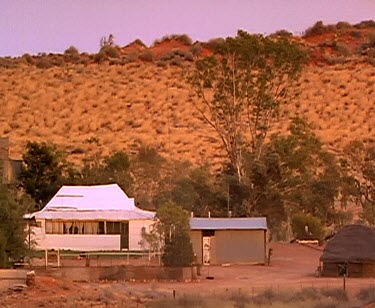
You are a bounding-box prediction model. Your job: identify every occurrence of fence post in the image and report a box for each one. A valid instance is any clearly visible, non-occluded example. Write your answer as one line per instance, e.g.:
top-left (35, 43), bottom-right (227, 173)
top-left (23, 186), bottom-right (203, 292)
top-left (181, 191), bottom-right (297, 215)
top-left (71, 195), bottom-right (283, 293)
top-left (343, 274), bottom-right (346, 291)
top-left (45, 249), bottom-right (48, 268)
top-left (57, 249), bottom-right (60, 267)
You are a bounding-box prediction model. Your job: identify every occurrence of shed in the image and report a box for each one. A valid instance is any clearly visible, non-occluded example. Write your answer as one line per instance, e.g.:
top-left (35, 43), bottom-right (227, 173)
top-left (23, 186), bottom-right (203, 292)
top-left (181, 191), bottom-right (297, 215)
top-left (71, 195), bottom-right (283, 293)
top-left (320, 224), bottom-right (375, 277)
top-left (24, 184), bottom-right (155, 251)
top-left (190, 217), bottom-right (268, 265)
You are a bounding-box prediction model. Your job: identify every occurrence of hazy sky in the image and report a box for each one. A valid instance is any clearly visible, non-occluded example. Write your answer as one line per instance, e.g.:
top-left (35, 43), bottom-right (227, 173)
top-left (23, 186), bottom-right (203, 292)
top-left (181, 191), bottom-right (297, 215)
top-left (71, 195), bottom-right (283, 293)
top-left (1, 0), bottom-right (374, 56)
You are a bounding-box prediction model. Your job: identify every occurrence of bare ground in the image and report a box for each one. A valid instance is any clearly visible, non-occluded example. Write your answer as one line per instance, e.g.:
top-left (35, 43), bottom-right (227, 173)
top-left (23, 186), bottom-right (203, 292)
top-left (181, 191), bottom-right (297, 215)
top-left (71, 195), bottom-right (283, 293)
top-left (1, 243), bottom-right (375, 307)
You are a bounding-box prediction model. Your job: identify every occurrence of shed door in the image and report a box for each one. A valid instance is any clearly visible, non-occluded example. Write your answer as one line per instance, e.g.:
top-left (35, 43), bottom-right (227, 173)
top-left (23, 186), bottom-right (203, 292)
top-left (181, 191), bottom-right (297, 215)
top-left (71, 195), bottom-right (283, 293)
top-left (203, 237), bottom-right (211, 265)
top-left (120, 222), bottom-right (129, 250)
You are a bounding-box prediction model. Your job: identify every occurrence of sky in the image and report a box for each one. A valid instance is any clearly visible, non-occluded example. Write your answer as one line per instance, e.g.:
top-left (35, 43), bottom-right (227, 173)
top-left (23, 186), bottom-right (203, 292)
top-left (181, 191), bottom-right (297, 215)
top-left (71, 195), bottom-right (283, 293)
top-left (1, 0), bottom-right (374, 57)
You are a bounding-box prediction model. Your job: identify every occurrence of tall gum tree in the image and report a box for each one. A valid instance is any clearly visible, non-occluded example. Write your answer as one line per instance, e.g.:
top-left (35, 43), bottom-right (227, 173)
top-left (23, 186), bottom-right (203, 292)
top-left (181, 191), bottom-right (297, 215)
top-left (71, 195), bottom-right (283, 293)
top-left (188, 30), bottom-right (307, 182)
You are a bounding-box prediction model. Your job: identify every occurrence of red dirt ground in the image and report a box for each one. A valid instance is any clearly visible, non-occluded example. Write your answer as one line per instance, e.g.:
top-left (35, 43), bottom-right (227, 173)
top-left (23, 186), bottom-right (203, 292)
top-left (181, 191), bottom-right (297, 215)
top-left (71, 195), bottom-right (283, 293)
top-left (2, 243), bottom-right (375, 307)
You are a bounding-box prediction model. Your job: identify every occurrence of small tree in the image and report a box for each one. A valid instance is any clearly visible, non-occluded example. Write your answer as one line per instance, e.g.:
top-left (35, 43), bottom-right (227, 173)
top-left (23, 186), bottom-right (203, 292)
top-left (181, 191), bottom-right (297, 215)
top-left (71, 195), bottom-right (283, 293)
top-left (19, 141), bottom-right (68, 207)
top-left (291, 213), bottom-right (324, 241)
top-left (188, 30), bottom-right (307, 182)
top-left (0, 185), bottom-right (30, 267)
top-left (155, 202), bottom-right (194, 267)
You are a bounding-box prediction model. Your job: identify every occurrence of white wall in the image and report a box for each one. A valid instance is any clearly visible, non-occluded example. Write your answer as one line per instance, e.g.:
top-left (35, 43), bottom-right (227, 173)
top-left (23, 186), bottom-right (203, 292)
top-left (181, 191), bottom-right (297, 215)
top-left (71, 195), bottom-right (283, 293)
top-left (129, 220), bottom-right (155, 251)
top-left (31, 228), bottom-right (120, 251)
top-left (30, 219), bottom-right (156, 251)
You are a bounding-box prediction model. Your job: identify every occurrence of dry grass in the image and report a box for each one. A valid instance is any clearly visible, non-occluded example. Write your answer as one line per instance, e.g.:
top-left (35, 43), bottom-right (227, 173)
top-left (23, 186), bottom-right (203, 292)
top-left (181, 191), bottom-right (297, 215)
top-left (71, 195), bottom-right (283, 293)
top-left (0, 39), bottom-right (374, 170)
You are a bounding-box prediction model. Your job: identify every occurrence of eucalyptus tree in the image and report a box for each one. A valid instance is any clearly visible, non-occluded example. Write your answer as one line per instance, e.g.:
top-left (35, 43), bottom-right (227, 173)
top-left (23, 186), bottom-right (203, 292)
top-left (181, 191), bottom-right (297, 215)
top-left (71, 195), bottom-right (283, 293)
top-left (188, 30), bottom-right (307, 182)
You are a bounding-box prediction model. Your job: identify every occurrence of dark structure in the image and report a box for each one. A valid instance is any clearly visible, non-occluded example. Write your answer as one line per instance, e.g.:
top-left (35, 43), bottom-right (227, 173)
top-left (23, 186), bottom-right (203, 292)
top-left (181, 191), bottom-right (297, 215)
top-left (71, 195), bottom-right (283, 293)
top-left (0, 138), bottom-right (22, 184)
top-left (190, 217), bottom-right (268, 265)
top-left (320, 224), bottom-right (375, 277)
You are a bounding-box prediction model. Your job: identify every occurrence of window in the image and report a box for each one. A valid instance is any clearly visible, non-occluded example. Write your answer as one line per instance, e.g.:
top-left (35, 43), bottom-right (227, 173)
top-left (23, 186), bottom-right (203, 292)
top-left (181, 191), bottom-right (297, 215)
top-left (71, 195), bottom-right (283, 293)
top-left (98, 221), bottom-right (105, 234)
top-left (106, 222), bottom-right (121, 234)
top-left (202, 230), bottom-right (215, 237)
top-left (46, 221), bottom-right (101, 235)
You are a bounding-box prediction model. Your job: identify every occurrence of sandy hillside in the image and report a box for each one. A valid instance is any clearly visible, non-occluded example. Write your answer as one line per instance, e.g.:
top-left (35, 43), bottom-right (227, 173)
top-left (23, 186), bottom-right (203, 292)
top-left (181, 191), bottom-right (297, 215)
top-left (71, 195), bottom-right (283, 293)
top-left (0, 25), bottom-right (374, 169)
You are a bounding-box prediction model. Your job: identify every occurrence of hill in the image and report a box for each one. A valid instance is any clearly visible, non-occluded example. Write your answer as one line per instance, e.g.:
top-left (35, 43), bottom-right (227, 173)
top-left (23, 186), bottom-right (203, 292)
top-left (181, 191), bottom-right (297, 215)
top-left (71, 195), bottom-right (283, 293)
top-left (0, 21), bottom-right (374, 170)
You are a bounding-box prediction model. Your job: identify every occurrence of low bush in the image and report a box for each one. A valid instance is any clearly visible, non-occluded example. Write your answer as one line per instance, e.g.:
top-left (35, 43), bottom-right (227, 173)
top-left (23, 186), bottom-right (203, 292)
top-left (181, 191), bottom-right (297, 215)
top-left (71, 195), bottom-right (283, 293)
top-left (94, 45), bottom-right (121, 63)
top-left (22, 53), bottom-right (34, 64)
top-left (35, 57), bottom-right (53, 69)
top-left (64, 46), bottom-right (79, 56)
top-left (320, 287), bottom-right (348, 302)
top-left (271, 29), bottom-right (293, 37)
top-left (139, 50), bottom-right (154, 62)
top-left (304, 21), bottom-right (336, 37)
top-left (354, 20), bottom-right (375, 29)
top-left (357, 286), bottom-right (375, 304)
top-left (154, 34), bottom-right (193, 46)
top-left (190, 43), bottom-right (202, 56)
top-left (291, 213), bottom-right (324, 240)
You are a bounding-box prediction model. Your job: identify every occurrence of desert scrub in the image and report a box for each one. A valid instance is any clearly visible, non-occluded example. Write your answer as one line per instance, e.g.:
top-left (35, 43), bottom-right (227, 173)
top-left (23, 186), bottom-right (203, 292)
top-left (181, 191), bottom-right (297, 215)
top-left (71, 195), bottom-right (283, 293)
top-left (139, 50), bottom-right (154, 62)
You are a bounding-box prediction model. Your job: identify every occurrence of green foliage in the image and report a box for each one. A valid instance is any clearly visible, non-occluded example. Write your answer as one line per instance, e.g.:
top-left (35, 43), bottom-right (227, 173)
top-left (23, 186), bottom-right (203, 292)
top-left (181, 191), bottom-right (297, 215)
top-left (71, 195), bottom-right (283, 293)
top-left (139, 50), bottom-right (154, 62)
top-left (270, 29), bottom-right (293, 37)
top-left (303, 21), bottom-right (336, 37)
top-left (131, 39), bottom-right (147, 47)
top-left (131, 145), bottom-right (166, 208)
top-left (35, 56), bottom-right (53, 69)
top-left (156, 202), bottom-right (194, 267)
top-left (0, 185), bottom-right (30, 268)
top-left (368, 31), bottom-right (375, 48)
top-left (78, 151), bottom-right (132, 192)
top-left (64, 46), bottom-right (79, 55)
top-left (94, 45), bottom-right (120, 63)
top-left (20, 141), bottom-right (68, 207)
top-left (161, 231), bottom-right (194, 267)
top-left (344, 142), bottom-right (375, 225)
top-left (154, 34), bottom-right (193, 46)
top-left (21, 53), bottom-right (34, 64)
top-left (188, 30), bottom-right (307, 181)
top-left (291, 213), bottom-right (324, 240)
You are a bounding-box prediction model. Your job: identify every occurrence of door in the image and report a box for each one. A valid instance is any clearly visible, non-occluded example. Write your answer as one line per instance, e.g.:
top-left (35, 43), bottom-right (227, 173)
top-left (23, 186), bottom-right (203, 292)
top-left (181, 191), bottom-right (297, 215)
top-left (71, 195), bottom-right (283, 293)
top-left (120, 222), bottom-right (129, 250)
top-left (203, 236), bottom-right (211, 265)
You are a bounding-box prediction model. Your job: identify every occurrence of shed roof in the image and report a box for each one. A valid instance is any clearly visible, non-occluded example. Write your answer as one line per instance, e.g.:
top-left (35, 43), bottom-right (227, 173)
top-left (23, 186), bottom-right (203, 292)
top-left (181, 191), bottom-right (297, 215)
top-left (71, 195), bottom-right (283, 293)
top-left (320, 224), bottom-right (375, 263)
top-left (25, 184), bottom-right (155, 220)
top-left (190, 217), bottom-right (267, 230)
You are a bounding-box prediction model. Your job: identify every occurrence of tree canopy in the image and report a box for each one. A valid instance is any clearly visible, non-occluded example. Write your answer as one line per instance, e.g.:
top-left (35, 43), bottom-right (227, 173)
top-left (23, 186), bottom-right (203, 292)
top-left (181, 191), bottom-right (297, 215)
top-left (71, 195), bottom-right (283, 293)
top-left (188, 30), bottom-right (307, 181)
top-left (19, 141), bottom-right (68, 208)
top-left (0, 185), bottom-right (31, 267)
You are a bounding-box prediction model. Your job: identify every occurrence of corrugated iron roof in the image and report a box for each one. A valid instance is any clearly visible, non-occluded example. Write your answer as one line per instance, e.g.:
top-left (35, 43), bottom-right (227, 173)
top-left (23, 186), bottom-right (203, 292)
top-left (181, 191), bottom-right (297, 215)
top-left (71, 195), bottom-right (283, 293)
top-left (190, 217), bottom-right (267, 230)
top-left (24, 184), bottom-right (155, 220)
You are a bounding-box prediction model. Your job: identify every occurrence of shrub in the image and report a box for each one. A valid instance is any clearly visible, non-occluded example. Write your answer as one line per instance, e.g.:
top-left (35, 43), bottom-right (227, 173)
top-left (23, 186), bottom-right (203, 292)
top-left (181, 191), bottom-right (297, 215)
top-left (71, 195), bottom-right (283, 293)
top-left (154, 34), bottom-right (193, 46)
top-left (124, 52), bottom-right (138, 63)
top-left (336, 21), bottom-right (352, 30)
top-left (94, 45), bottom-right (120, 63)
top-left (190, 43), bottom-right (202, 56)
top-left (320, 288), bottom-right (348, 302)
top-left (206, 37), bottom-right (225, 50)
top-left (368, 32), bottom-right (375, 47)
top-left (35, 57), bottom-right (53, 69)
top-left (0, 57), bottom-right (17, 68)
top-left (304, 21), bottom-right (336, 37)
top-left (291, 213), bottom-right (324, 240)
top-left (131, 38), bottom-right (147, 48)
top-left (334, 42), bottom-right (351, 56)
top-left (22, 53), bottom-right (34, 64)
top-left (351, 31), bottom-right (362, 39)
top-left (139, 50), bottom-right (154, 62)
top-left (271, 29), bottom-right (293, 37)
top-left (162, 231), bottom-right (194, 267)
top-left (357, 286), bottom-right (375, 303)
top-left (156, 202), bottom-right (194, 267)
top-left (354, 20), bottom-right (375, 29)
top-left (64, 46), bottom-right (79, 55)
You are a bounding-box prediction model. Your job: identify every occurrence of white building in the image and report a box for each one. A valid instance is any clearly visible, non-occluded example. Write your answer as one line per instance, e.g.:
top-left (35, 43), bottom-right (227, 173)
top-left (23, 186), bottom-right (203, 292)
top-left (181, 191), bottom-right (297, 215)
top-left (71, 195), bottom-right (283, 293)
top-left (24, 184), bottom-right (155, 251)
